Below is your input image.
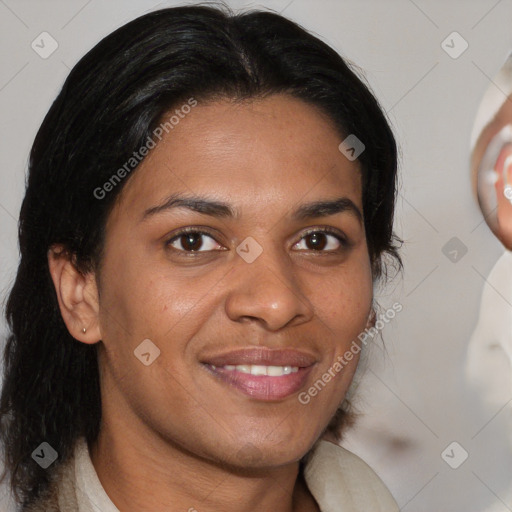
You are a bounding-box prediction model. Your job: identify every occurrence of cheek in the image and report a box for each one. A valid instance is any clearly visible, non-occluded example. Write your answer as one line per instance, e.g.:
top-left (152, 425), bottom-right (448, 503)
top-left (99, 247), bottom-right (198, 334)
top-left (315, 263), bottom-right (373, 341)
top-left (97, 252), bottom-right (223, 385)
top-left (300, 261), bottom-right (372, 407)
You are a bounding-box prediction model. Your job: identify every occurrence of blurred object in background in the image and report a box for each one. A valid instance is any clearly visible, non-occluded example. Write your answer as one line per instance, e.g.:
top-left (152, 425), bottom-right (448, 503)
top-left (466, 53), bottom-right (512, 412)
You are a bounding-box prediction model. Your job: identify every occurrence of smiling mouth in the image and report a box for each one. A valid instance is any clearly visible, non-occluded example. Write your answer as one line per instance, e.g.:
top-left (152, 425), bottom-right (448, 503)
top-left (211, 364), bottom-right (299, 376)
top-left (201, 348), bottom-right (316, 401)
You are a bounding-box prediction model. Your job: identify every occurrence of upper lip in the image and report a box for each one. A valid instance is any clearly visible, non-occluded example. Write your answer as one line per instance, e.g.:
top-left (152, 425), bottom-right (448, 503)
top-left (201, 348), bottom-right (317, 368)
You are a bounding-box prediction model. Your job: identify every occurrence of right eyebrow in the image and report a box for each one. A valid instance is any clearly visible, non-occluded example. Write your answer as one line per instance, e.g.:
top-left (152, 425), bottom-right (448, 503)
top-left (141, 194), bottom-right (238, 222)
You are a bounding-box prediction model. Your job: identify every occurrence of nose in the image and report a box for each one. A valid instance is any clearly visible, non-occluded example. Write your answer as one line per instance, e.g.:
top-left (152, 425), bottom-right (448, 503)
top-left (224, 245), bottom-right (314, 331)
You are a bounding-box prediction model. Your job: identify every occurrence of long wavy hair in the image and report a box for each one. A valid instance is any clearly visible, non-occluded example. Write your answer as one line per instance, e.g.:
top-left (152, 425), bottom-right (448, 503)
top-left (0, 3), bottom-right (401, 508)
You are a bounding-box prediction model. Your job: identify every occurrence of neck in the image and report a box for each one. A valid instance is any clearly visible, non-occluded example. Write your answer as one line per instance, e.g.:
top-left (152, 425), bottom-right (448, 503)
top-left (89, 415), bottom-right (318, 512)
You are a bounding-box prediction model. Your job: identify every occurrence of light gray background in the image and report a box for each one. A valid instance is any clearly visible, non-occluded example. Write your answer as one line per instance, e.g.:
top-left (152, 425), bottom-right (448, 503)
top-left (1, 0), bottom-right (512, 511)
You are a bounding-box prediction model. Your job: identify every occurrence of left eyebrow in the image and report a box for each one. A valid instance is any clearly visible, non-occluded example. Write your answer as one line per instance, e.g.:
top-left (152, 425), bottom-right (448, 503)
top-left (292, 197), bottom-right (363, 224)
top-left (141, 193), bottom-right (363, 224)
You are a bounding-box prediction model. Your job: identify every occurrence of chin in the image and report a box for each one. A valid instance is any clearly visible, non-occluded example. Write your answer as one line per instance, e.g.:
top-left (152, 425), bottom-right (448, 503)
top-left (224, 430), bottom-right (318, 468)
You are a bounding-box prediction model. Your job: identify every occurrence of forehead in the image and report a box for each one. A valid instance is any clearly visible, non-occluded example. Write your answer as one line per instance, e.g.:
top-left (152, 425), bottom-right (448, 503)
top-left (111, 94), bottom-right (363, 221)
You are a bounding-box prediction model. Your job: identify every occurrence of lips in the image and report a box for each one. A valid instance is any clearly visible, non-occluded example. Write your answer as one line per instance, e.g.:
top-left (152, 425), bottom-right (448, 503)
top-left (202, 348), bottom-right (316, 367)
top-left (201, 348), bottom-right (316, 401)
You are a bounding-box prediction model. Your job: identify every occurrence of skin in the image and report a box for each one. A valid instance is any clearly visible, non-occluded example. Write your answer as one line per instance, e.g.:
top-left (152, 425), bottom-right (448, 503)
top-left (48, 94), bottom-right (373, 512)
top-left (471, 93), bottom-right (512, 249)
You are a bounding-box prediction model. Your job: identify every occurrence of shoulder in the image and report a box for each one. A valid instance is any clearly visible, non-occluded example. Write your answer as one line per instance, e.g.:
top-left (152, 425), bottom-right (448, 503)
top-left (304, 439), bottom-right (399, 512)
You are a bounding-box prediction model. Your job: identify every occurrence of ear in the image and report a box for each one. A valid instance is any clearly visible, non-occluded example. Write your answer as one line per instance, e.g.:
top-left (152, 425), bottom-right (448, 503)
top-left (47, 244), bottom-right (101, 344)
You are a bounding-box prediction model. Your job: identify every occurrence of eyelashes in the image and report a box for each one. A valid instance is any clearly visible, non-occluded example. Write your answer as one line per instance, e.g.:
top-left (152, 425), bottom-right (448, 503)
top-left (293, 227), bottom-right (349, 252)
top-left (167, 229), bottom-right (224, 253)
top-left (165, 226), bottom-right (350, 254)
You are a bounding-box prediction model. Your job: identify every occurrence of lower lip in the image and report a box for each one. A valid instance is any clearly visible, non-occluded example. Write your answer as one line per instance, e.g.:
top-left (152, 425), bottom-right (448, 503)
top-left (205, 365), bottom-right (314, 401)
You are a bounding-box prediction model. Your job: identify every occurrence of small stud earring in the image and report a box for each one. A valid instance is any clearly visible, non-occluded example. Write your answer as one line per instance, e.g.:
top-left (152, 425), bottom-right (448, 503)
top-left (82, 327), bottom-right (87, 334)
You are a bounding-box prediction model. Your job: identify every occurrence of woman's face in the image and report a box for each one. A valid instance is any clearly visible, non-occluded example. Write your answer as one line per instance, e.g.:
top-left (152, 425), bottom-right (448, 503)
top-left (94, 94), bottom-right (373, 468)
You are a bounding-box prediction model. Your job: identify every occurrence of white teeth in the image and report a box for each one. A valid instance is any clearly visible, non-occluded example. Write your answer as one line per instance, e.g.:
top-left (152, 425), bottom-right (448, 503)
top-left (218, 364), bottom-right (299, 376)
top-left (251, 365), bottom-right (267, 376)
top-left (267, 365), bottom-right (287, 376)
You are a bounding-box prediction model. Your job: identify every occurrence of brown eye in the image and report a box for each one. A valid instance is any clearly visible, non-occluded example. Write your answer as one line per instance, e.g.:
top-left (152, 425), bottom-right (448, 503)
top-left (179, 233), bottom-right (203, 251)
top-left (305, 232), bottom-right (327, 250)
top-left (167, 231), bottom-right (222, 252)
top-left (293, 230), bottom-right (345, 252)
